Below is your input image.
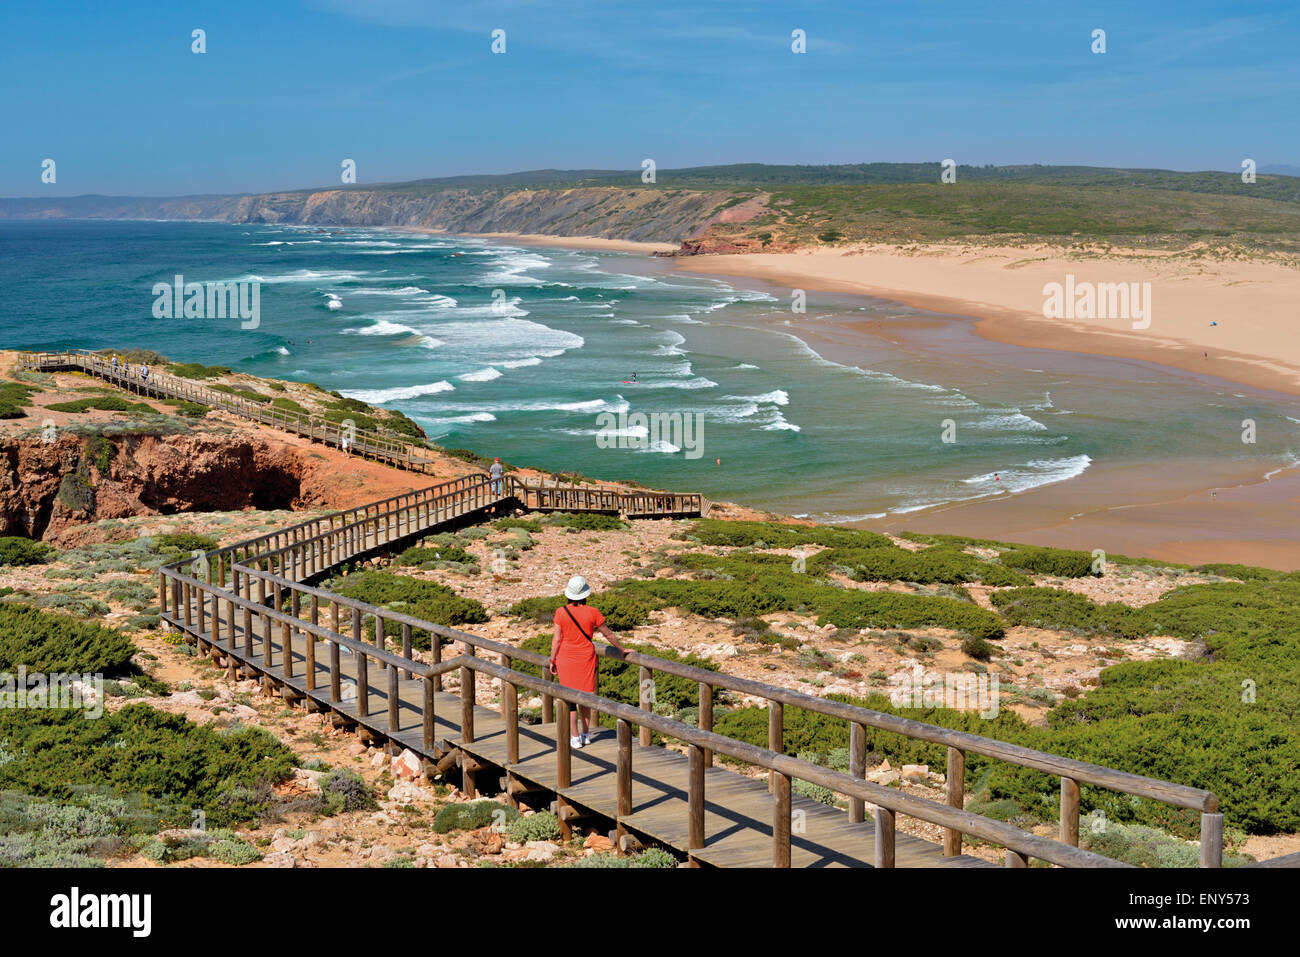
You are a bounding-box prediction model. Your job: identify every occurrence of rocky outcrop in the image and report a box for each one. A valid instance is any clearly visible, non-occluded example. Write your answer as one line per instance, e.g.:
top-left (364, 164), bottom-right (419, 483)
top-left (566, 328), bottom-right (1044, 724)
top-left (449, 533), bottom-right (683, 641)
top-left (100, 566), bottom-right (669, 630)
top-left (0, 432), bottom-right (313, 543)
top-left (666, 236), bottom-right (797, 256)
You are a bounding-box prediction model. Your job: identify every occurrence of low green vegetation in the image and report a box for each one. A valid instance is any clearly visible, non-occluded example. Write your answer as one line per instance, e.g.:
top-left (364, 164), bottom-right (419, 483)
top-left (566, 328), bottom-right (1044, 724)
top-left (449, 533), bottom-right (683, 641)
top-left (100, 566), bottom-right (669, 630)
top-left (0, 604), bottom-right (137, 674)
top-left (0, 704), bottom-right (297, 831)
top-left (0, 537), bottom-right (55, 568)
top-left (165, 362), bottom-right (232, 380)
top-left (539, 512), bottom-right (627, 531)
top-left (0, 381), bottom-right (38, 419)
top-left (432, 799), bottom-right (519, 834)
top-left (507, 592), bottom-right (652, 631)
top-left (998, 545), bottom-right (1099, 578)
top-left (45, 396), bottom-right (155, 414)
top-left (327, 571), bottom-right (487, 647)
top-left (396, 544), bottom-right (478, 568)
top-left (569, 847), bottom-right (678, 867)
top-left (507, 811), bottom-right (560, 843)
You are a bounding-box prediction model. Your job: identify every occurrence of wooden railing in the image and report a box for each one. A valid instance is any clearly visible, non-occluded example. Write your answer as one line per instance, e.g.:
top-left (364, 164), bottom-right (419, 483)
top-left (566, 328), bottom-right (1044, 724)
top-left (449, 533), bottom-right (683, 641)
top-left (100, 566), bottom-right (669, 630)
top-left (153, 474), bottom-right (1223, 868)
top-left (18, 349), bottom-right (437, 472)
top-left (16, 350), bottom-right (711, 518)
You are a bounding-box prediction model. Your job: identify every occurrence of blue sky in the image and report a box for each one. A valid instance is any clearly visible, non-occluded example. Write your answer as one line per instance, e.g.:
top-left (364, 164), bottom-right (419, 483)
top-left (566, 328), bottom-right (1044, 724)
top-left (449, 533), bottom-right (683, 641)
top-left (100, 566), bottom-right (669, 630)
top-left (3, 0), bottom-right (1297, 196)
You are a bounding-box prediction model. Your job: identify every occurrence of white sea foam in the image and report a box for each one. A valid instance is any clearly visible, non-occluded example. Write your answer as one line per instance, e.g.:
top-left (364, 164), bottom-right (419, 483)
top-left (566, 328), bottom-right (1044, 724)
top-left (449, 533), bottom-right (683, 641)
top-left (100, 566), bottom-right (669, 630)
top-left (727, 389), bottom-right (789, 406)
top-left (459, 367), bottom-right (503, 382)
top-left (960, 454), bottom-right (1093, 493)
top-left (977, 411), bottom-right (1049, 432)
top-left (341, 381), bottom-right (455, 403)
top-left (342, 319), bottom-right (423, 337)
top-left (732, 363), bottom-right (759, 370)
top-left (500, 356), bottom-right (543, 368)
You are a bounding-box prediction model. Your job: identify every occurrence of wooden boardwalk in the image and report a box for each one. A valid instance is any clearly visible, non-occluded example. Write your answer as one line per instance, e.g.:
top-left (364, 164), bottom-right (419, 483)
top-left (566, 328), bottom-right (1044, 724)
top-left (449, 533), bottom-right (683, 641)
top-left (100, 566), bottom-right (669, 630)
top-left (149, 465), bottom-right (1224, 868)
top-left (169, 591), bottom-right (992, 868)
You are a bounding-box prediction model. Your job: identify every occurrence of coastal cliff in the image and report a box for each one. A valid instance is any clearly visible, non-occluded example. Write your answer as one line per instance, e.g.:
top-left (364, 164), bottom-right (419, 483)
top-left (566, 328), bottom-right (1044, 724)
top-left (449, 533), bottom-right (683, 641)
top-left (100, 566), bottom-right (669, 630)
top-left (0, 187), bottom-right (749, 246)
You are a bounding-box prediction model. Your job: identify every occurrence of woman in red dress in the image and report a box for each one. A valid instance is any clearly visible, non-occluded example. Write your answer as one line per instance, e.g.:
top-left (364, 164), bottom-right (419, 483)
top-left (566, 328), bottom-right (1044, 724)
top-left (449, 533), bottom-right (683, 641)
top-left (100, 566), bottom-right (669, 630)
top-left (550, 576), bottom-right (626, 749)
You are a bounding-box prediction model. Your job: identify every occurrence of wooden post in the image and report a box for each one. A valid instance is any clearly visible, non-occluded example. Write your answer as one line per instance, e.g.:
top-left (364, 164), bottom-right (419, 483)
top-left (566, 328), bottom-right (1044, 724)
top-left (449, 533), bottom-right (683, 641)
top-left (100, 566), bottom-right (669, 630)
top-left (460, 662), bottom-right (474, 744)
top-left (849, 721), bottom-right (867, 824)
top-left (698, 681), bottom-right (713, 767)
top-left (688, 744), bottom-right (705, 863)
top-left (304, 623), bottom-right (316, 692)
top-left (423, 675), bottom-right (435, 750)
top-left (768, 700), bottom-right (783, 792)
top-left (402, 622), bottom-right (413, 679)
top-left (505, 679), bottom-right (519, 765)
top-left (1005, 848), bottom-right (1030, 868)
top-left (874, 806), bottom-right (896, 868)
top-left (944, 746), bottom-right (966, 856)
top-left (1200, 813), bottom-right (1224, 868)
top-left (242, 607), bottom-right (253, 661)
top-left (387, 663), bottom-right (400, 735)
top-left (616, 718), bottom-right (632, 818)
top-left (1060, 776), bottom-right (1080, 848)
top-left (556, 700), bottom-right (572, 789)
top-left (432, 635), bottom-right (443, 692)
top-left (773, 771), bottom-right (791, 868)
top-left (330, 639), bottom-right (341, 703)
top-left (356, 651), bottom-right (369, 718)
top-left (281, 621), bottom-right (293, 680)
top-left (638, 665), bottom-right (653, 747)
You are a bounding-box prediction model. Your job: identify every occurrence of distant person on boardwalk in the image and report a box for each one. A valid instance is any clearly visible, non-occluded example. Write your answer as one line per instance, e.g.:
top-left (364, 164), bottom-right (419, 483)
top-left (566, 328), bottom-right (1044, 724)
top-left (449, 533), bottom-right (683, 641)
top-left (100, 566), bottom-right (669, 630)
top-left (550, 576), bottom-right (626, 749)
top-left (111, 354), bottom-right (118, 373)
top-left (489, 457), bottom-right (504, 494)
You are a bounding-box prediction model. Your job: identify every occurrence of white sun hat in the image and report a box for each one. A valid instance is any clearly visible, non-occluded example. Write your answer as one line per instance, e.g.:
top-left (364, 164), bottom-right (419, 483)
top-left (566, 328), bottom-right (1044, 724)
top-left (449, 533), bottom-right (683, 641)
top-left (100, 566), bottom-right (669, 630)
top-left (564, 575), bottom-right (592, 601)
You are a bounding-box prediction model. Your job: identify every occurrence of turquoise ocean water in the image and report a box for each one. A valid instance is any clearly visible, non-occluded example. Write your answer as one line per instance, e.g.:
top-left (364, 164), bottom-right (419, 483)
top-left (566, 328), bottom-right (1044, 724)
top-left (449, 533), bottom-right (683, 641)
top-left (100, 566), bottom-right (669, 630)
top-left (2, 219), bottom-right (1296, 520)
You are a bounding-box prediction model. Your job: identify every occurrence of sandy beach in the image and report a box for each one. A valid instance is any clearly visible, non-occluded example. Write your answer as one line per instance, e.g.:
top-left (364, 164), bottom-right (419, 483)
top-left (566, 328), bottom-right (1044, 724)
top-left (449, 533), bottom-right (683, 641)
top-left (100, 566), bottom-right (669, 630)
top-left (675, 243), bottom-right (1300, 398)
top-left (668, 241), bottom-right (1300, 568)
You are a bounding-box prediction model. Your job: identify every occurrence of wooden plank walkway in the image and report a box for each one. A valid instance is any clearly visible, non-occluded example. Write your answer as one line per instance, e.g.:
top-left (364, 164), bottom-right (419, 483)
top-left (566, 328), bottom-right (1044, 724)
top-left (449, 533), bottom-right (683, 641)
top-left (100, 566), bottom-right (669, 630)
top-left (168, 593), bottom-right (993, 868)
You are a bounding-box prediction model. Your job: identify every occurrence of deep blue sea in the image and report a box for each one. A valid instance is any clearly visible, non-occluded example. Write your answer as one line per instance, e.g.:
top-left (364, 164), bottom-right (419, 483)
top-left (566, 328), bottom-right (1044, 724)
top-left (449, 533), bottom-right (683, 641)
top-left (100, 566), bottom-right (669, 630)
top-left (2, 219), bottom-right (1297, 520)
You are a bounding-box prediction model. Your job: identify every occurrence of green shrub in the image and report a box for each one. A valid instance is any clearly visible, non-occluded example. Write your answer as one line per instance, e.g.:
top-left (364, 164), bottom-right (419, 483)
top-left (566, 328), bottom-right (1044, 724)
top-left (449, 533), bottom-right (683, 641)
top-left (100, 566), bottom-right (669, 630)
top-left (85, 434), bottom-right (115, 472)
top-left (685, 519), bottom-right (891, 550)
top-left (166, 362), bottom-right (232, 380)
top-left (0, 604), bottom-right (136, 673)
top-left (998, 546), bottom-right (1097, 578)
top-left (507, 592), bottom-right (652, 631)
top-left (328, 572), bottom-right (487, 647)
top-left (0, 382), bottom-right (38, 419)
top-left (397, 545), bottom-right (478, 568)
top-left (507, 811), bottom-right (561, 843)
top-left (319, 769), bottom-right (374, 814)
top-left (540, 512), bottom-right (627, 531)
top-left (209, 836), bottom-right (262, 865)
top-left (570, 847), bottom-right (678, 867)
top-left (0, 537), bottom-right (55, 568)
top-left (151, 533), bottom-right (220, 554)
top-left (991, 587), bottom-right (1144, 638)
top-left (269, 397), bottom-right (309, 415)
top-left (45, 396), bottom-right (155, 414)
top-left (432, 800), bottom-right (519, 834)
top-left (793, 779), bottom-right (837, 805)
top-left (0, 704), bottom-right (296, 828)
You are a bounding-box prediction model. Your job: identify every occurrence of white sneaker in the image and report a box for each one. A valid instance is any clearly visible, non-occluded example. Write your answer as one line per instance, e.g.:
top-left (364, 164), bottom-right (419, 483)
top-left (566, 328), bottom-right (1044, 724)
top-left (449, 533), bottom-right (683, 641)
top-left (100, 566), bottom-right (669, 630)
top-left (570, 735), bottom-right (584, 750)
top-left (580, 732), bottom-right (590, 747)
